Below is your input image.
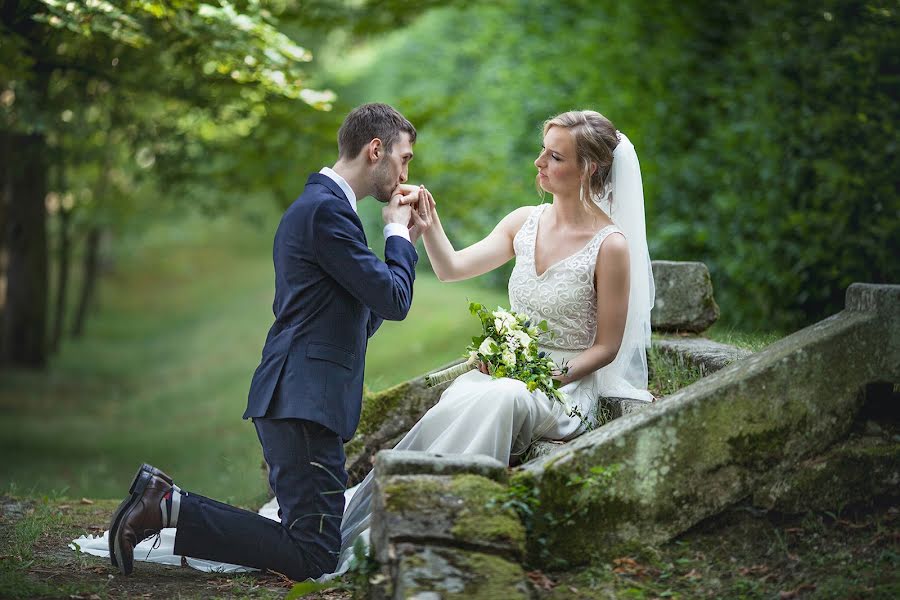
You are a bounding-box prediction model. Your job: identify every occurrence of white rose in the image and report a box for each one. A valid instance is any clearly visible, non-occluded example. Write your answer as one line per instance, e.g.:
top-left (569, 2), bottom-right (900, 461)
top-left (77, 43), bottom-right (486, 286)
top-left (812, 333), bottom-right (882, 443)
top-left (502, 350), bottom-right (516, 367)
top-left (478, 337), bottom-right (498, 356)
top-left (513, 330), bottom-right (532, 347)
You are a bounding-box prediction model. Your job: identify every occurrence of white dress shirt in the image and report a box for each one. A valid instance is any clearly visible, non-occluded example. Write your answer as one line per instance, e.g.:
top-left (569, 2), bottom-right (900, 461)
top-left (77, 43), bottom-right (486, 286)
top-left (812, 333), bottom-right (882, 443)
top-left (319, 167), bottom-right (411, 243)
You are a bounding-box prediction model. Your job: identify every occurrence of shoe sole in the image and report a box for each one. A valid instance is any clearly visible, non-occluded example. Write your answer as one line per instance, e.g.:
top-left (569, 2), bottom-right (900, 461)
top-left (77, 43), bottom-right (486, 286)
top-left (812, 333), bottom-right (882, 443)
top-left (108, 464), bottom-right (173, 571)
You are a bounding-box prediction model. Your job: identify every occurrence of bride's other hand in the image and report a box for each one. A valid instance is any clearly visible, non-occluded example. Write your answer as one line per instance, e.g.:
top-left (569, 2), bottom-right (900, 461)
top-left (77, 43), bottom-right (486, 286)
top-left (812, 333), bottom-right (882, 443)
top-left (394, 183), bottom-right (421, 202)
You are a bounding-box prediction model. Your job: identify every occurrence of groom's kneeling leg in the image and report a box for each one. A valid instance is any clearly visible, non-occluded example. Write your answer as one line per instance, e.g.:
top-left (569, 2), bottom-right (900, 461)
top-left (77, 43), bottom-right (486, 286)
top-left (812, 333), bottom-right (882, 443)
top-left (171, 419), bottom-right (347, 580)
top-left (255, 417), bottom-right (348, 575)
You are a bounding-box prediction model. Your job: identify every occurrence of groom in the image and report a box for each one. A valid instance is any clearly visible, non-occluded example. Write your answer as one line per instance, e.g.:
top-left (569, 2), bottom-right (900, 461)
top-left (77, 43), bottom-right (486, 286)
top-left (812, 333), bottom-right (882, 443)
top-left (108, 103), bottom-right (428, 580)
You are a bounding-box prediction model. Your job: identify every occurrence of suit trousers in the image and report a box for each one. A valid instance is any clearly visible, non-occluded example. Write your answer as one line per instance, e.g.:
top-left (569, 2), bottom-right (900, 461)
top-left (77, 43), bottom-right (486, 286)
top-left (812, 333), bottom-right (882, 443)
top-left (173, 418), bottom-right (348, 580)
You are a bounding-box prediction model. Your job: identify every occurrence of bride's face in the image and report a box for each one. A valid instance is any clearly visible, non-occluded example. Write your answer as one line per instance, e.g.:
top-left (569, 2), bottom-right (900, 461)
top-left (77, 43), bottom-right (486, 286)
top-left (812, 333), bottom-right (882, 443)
top-left (534, 126), bottom-right (580, 196)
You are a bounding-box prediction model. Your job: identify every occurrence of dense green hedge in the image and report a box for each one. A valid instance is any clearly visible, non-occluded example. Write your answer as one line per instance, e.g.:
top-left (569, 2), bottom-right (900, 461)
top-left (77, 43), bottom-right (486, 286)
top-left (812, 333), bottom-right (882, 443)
top-left (334, 0), bottom-right (898, 329)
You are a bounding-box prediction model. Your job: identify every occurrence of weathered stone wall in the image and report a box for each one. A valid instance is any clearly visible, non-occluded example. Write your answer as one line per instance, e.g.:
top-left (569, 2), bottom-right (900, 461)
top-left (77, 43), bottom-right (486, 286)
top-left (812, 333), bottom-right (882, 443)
top-left (518, 283), bottom-right (898, 566)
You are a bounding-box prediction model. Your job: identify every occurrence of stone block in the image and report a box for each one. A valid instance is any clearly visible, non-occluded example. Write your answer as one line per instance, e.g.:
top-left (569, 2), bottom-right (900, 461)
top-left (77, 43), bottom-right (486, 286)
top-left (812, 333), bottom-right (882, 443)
top-left (524, 440), bottom-right (567, 462)
top-left (653, 336), bottom-right (751, 374)
top-left (375, 450), bottom-right (508, 482)
top-left (601, 396), bottom-right (653, 419)
top-left (391, 543), bottom-right (530, 599)
top-left (370, 473), bottom-right (525, 564)
top-left (651, 260), bottom-right (720, 333)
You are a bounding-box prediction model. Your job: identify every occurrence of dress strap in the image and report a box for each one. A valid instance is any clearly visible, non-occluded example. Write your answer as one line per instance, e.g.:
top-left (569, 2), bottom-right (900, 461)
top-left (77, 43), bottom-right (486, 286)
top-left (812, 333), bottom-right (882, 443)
top-left (513, 204), bottom-right (547, 260)
top-left (586, 225), bottom-right (624, 263)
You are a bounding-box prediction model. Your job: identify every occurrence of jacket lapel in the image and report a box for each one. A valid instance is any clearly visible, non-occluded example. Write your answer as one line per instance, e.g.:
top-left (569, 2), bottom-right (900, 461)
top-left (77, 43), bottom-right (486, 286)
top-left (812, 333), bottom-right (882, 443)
top-left (305, 173), bottom-right (367, 245)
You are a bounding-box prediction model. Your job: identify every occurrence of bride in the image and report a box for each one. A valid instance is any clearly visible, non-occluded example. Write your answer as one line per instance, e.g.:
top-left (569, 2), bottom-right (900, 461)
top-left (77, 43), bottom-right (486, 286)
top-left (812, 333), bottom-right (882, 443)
top-left (72, 109), bottom-right (654, 578)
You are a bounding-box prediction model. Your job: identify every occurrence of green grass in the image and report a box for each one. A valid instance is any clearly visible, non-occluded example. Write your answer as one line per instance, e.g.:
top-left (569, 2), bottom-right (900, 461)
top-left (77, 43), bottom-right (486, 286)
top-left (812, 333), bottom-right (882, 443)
top-left (0, 214), bottom-right (505, 507)
top-left (705, 323), bottom-right (783, 352)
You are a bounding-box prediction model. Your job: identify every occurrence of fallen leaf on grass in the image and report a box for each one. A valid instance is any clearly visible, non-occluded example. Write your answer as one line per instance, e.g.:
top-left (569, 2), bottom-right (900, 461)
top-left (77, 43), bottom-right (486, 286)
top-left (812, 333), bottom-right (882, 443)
top-left (779, 583), bottom-right (816, 598)
top-left (526, 570), bottom-right (555, 591)
top-left (836, 519), bottom-right (869, 529)
top-left (784, 527), bottom-right (803, 534)
top-left (79, 498), bottom-right (94, 505)
top-left (68, 594), bottom-right (101, 600)
top-left (58, 504), bottom-right (72, 511)
top-left (682, 568), bottom-right (702, 580)
top-left (737, 564), bottom-right (769, 576)
top-left (267, 568), bottom-right (298, 588)
top-left (84, 565), bottom-right (106, 575)
top-left (613, 556), bottom-right (648, 577)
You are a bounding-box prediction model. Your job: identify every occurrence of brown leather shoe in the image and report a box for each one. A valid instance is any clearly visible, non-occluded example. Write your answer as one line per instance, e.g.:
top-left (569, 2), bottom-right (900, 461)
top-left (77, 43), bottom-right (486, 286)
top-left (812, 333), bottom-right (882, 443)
top-left (109, 465), bottom-right (173, 575)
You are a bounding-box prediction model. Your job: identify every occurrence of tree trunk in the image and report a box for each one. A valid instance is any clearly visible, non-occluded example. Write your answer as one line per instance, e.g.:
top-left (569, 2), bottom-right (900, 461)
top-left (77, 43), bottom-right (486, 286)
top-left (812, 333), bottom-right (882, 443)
top-left (51, 206), bottom-right (71, 353)
top-left (71, 225), bottom-right (100, 338)
top-left (2, 132), bottom-right (49, 367)
top-left (0, 128), bottom-right (11, 340)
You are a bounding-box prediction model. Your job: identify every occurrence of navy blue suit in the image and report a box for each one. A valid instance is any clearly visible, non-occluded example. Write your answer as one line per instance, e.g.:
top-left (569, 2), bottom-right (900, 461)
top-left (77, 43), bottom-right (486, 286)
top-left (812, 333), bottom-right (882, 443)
top-left (173, 173), bottom-right (417, 579)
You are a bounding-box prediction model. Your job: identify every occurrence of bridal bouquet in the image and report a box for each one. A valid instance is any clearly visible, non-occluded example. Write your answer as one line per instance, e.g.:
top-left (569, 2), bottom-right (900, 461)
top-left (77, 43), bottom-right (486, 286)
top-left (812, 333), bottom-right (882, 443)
top-left (424, 302), bottom-right (566, 401)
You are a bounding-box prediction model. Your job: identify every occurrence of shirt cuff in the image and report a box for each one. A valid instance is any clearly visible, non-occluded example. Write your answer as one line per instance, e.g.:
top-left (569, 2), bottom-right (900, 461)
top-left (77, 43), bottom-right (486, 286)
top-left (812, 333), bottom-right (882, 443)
top-left (383, 223), bottom-right (411, 243)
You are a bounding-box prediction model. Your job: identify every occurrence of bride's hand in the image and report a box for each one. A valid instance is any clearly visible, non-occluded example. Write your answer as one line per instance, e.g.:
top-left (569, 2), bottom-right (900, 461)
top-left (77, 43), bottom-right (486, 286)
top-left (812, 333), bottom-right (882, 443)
top-left (408, 186), bottom-right (436, 244)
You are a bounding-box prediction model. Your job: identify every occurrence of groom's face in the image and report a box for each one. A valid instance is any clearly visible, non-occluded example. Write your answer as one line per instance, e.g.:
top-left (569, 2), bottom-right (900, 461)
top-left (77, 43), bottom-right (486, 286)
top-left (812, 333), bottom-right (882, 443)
top-left (372, 132), bottom-right (414, 202)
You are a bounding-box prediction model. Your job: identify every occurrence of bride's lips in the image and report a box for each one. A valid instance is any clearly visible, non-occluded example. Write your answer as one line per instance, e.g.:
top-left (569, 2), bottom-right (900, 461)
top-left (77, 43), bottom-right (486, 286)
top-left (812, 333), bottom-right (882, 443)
top-left (538, 172), bottom-right (548, 180)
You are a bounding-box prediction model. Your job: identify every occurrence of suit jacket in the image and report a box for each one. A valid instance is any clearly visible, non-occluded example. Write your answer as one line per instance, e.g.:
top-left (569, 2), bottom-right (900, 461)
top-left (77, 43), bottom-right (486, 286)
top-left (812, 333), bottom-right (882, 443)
top-left (244, 173), bottom-right (417, 440)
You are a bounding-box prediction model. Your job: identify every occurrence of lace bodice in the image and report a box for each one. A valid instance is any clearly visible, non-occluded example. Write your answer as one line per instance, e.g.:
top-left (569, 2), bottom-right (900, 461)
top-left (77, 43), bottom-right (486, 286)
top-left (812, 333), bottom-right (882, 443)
top-left (508, 204), bottom-right (623, 351)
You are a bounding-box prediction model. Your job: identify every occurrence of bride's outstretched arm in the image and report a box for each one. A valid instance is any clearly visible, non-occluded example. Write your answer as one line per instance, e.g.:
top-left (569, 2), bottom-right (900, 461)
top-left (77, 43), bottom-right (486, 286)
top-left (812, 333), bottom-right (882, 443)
top-left (555, 233), bottom-right (631, 385)
top-left (416, 188), bottom-right (532, 282)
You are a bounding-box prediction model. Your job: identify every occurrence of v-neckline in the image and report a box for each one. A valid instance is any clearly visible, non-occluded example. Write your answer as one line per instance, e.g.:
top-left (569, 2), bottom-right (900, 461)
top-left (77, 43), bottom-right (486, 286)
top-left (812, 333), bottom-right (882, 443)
top-left (532, 205), bottom-right (616, 279)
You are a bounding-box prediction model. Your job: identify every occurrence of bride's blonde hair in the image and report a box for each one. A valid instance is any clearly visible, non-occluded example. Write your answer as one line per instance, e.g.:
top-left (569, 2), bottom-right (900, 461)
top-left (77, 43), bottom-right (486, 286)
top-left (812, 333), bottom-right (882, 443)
top-left (538, 110), bottom-right (620, 211)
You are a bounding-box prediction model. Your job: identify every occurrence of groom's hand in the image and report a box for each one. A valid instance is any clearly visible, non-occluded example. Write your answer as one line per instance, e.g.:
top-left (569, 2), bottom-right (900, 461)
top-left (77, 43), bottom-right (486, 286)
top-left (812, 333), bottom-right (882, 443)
top-left (382, 192), bottom-right (414, 227)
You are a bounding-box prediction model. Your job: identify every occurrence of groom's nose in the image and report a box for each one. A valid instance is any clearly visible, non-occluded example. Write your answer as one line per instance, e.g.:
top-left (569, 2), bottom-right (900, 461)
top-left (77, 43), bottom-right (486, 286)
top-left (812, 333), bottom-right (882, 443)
top-left (399, 167), bottom-right (408, 183)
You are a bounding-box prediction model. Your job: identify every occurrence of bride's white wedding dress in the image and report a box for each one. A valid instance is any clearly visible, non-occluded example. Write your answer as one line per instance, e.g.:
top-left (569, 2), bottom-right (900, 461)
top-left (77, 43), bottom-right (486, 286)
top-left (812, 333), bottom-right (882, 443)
top-left (71, 202), bottom-right (652, 579)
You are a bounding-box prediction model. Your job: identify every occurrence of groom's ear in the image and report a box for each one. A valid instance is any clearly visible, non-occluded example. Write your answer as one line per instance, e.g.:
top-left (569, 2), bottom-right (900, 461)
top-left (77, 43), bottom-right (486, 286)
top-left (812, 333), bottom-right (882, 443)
top-left (367, 138), bottom-right (384, 163)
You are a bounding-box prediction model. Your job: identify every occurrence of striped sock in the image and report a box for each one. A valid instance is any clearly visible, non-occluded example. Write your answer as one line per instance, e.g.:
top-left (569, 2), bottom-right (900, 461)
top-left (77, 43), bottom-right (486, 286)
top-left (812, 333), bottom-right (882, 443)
top-left (159, 485), bottom-right (182, 528)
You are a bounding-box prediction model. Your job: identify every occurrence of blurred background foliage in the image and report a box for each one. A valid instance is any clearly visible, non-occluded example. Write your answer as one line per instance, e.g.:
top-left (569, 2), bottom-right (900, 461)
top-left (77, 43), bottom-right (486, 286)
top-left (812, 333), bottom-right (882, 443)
top-left (337, 0), bottom-right (899, 327)
top-left (1, 0), bottom-right (897, 502)
top-left (3, 0), bottom-right (897, 370)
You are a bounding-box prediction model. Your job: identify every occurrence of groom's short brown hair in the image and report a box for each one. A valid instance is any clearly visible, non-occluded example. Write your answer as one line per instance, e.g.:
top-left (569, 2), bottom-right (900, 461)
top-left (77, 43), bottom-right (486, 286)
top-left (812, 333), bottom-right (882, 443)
top-left (338, 103), bottom-right (416, 159)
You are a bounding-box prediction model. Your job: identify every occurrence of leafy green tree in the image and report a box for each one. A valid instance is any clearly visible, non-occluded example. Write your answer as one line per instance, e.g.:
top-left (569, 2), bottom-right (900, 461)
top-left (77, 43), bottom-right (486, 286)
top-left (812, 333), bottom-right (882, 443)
top-left (0, 0), bottom-right (335, 366)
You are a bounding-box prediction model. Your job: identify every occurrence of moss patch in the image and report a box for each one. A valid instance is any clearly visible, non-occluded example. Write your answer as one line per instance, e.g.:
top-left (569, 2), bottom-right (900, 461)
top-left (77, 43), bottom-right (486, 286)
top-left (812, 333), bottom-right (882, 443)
top-left (448, 475), bottom-right (525, 551)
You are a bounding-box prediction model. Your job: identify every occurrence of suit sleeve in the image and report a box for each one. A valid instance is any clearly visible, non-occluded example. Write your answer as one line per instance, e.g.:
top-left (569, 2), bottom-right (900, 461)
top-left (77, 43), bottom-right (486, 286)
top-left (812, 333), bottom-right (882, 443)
top-left (367, 313), bottom-right (385, 338)
top-left (314, 200), bottom-right (417, 321)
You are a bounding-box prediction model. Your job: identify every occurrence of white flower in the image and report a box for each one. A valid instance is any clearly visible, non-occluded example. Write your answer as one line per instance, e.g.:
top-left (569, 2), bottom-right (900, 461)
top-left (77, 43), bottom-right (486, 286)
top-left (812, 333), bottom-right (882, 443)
top-left (478, 337), bottom-right (499, 356)
top-left (505, 333), bottom-right (521, 351)
top-left (492, 310), bottom-right (516, 334)
top-left (501, 350), bottom-right (516, 367)
top-left (511, 330), bottom-right (532, 348)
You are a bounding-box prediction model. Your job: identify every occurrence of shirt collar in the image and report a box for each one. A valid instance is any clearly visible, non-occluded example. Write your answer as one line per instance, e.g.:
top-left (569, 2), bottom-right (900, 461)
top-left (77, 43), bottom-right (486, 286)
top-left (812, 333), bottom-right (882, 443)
top-left (319, 167), bottom-right (357, 213)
